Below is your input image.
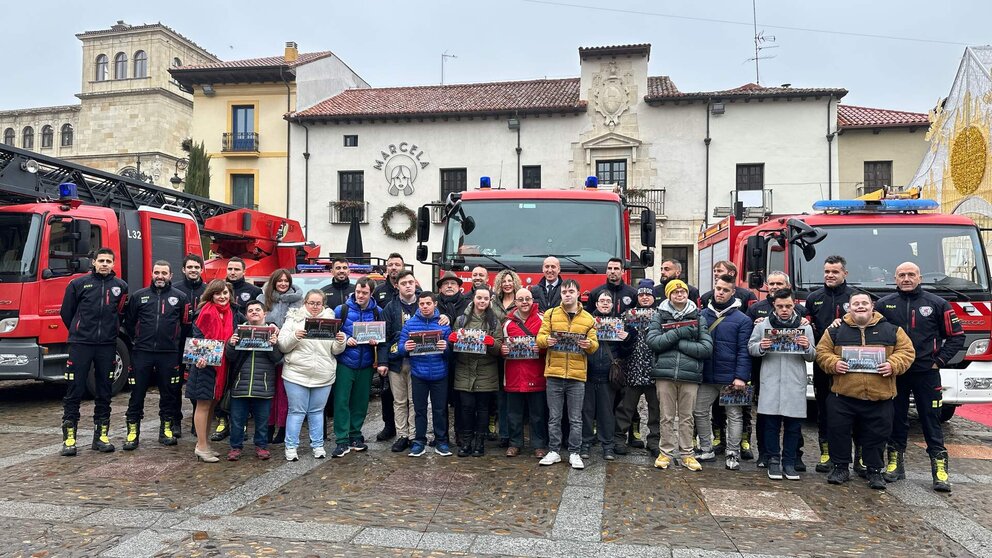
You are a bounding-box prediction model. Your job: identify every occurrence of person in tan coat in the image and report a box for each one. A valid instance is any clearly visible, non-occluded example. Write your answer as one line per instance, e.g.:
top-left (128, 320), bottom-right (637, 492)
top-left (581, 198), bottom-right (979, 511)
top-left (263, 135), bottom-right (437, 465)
top-left (815, 291), bottom-right (914, 490)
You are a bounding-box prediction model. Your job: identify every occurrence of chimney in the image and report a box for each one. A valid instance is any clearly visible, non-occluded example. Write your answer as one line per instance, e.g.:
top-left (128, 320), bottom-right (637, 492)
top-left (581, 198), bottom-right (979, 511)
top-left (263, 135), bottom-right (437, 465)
top-left (284, 41), bottom-right (299, 64)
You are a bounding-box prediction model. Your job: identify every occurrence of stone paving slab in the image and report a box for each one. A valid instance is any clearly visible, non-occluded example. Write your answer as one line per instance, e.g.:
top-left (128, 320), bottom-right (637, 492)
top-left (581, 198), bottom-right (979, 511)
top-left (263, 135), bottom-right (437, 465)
top-left (0, 515), bottom-right (138, 557)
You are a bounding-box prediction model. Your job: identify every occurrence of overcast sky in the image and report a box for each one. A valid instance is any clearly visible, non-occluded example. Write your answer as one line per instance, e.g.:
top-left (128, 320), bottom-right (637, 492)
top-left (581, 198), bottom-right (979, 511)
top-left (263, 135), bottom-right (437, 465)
top-left (3, 0), bottom-right (989, 113)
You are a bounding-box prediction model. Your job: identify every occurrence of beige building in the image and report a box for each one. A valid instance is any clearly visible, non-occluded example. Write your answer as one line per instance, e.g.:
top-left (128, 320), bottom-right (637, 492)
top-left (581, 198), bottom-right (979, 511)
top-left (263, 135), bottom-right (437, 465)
top-left (170, 43), bottom-right (368, 216)
top-left (0, 20), bottom-right (217, 183)
top-left (837, 104), bottom-right (930, 198)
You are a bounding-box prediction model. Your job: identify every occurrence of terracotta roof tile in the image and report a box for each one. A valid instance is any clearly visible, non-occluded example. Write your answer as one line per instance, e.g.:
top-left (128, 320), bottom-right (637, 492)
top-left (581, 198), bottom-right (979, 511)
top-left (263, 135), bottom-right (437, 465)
top-left (646, 82), bottom-right (847, 101)
top-left (292, 77), bottom-right (588, 120)
top-left (647, 76), bottom-right (680, 97)
top-left (180, 51), bottom-right (333, 70)
top-left (837, 104), bottom-right (929, 129)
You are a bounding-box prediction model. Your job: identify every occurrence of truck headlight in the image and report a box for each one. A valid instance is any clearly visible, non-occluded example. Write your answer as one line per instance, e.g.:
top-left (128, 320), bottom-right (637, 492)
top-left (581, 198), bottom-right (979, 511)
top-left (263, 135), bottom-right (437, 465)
top-left (967, 339), bottom-right (990, 356)
top-left (0, 318), bottom-right (17, 333)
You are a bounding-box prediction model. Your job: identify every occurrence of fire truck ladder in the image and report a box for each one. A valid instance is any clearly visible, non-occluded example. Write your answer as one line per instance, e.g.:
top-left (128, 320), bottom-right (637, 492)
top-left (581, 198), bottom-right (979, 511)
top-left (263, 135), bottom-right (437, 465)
top-left (0, 144), bottom-right (236, 226)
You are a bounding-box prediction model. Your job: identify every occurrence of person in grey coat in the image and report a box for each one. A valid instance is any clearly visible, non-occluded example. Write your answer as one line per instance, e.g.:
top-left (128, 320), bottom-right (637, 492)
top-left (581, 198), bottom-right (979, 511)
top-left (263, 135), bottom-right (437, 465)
top-left (747, 289), bottom-right (814, 481)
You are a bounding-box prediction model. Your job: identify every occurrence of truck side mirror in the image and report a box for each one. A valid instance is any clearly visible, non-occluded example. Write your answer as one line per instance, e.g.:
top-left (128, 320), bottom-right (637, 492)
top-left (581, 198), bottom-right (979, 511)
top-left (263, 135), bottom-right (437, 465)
top-left (748, 271), bottom-right (764, 290)
top-left (416, 244), bottom-right (428, 263)
top-left (417, 207), bottom-right (431, 243)
top-left (71, 256), bottom-right (91, 273)
top-left (745, 235), bottom-right (767, 274)
top-left (640, 249), bottom-right (654, 268)
top-left (70, 219), bottom-right (91, 256)
top-left (640, 210), bottom-right (657, 247)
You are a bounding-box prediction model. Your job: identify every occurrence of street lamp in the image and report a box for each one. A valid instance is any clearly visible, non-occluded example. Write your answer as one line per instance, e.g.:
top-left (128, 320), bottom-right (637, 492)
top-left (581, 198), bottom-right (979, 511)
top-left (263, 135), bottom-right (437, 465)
top-left (170, 158), bottom-right (189, 188)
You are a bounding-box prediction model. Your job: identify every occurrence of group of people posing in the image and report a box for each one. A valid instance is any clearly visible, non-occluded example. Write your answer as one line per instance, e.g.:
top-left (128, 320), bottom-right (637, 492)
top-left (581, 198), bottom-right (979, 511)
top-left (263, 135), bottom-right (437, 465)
top-left (56, 250), bottom-right (960, 494)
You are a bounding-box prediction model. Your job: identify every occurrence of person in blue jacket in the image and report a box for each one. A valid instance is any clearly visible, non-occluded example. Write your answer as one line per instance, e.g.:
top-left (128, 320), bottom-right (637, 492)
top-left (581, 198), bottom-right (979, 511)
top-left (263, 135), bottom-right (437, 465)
top-left (398, 291), bottom-right (452, 457)
top-left (694, 274), bottom-right (752, 472)
top-left (331, 277), bottom-right (383, 458)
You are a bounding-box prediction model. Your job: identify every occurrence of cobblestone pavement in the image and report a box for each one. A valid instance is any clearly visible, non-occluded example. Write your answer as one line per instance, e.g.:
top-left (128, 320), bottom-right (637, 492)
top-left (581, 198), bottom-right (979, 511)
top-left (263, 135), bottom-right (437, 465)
top-left (2, 380), bottom-right (992, 557)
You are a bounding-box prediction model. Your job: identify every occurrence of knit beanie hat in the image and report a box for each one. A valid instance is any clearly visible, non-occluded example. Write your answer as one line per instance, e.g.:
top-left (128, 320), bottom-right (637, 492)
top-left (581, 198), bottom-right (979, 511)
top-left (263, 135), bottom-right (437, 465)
top-left (637, 278), bottom-right (655, 295)
top-left (665, 279), bottom-right (689, 299)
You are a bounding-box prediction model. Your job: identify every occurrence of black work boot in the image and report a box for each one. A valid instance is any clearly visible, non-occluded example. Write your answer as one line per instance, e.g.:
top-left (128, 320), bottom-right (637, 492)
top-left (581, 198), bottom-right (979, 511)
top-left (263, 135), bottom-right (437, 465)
top-left (867, 467), bottom-right (886, 490)
top-left (471, 434), bottom-right (486, 457)
top-left (827, 463), bottom-right (850, 485)
top-left (91, 422), bottom-right (115, 453)
top-left (931, 452), bottom-right (952, 493)
top-left (882, 448), bottom-right (905, 483)
top-left (815, 441), bottom-right (832, 473)
top-left (159, 420), bottom-right (178, 446)
top-left (123, 421), bottom-right (140, 451)
top-left (457, 433), bottom-right (472, 458)
top-left (712, 427), bottom-right (724, 455)
top-left (60, 421), bottom-right (77, 457)
top-left (853, 446), bottom-right (867, 478)
top-left (209, 417), bottom-right (230, 441)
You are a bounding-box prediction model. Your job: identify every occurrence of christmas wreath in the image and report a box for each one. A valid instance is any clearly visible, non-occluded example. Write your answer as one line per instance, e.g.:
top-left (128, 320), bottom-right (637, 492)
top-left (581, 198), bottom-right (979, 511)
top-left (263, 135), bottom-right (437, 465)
top-left (381, 204), bottom-right (418, 240)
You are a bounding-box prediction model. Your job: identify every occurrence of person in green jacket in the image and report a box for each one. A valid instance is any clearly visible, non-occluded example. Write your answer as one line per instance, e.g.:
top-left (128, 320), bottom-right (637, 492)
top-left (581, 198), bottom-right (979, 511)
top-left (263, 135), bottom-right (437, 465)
top-left (645, 280), bottom-right (713, 471)
top-left (452, 287), bottom-right (504, 457)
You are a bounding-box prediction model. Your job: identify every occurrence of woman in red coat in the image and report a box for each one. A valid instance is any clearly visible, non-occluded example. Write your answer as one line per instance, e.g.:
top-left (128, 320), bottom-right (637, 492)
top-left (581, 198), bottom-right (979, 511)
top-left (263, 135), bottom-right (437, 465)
top-left (500, 287), bottom-right (549, 458)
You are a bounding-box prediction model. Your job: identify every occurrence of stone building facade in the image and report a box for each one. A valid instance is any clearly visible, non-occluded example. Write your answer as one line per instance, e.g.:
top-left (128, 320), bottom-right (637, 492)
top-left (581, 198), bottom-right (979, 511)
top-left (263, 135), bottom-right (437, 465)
top-left (837, 104), bottom-right (930, 198)
top-left (0, 21), bottom-right (216, 184)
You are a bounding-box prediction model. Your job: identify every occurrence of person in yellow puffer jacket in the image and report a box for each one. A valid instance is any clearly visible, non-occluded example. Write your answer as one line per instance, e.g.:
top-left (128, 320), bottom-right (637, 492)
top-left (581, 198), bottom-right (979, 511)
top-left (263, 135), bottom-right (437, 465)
top-left (536, 279), bottom-right (598, 470)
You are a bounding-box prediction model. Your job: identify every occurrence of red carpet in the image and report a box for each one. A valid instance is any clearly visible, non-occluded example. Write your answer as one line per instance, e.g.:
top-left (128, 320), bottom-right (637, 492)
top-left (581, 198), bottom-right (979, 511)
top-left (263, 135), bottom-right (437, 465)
top-left (958, 403), bottom-right (992, 427)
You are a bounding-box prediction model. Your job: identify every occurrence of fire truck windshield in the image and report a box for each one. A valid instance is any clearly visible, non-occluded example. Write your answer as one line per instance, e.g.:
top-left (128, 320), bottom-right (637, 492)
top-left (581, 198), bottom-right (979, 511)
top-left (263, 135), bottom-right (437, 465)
top-left (0, 213), bottom-right (42, 282)
top-left (794, 224), bottom-right (990, 292)
top-left (442, 200), bottom-right (623, 272)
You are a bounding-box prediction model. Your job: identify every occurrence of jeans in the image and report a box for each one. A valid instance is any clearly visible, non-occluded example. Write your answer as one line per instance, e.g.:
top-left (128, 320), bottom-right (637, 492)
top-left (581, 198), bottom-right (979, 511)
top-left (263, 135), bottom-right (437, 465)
top-left (125, 350), bottom-right (181, 423)
top-left (889, 370), bottom-right (946, 457)
top-left (694, 383), bottom-right (743, 456)
top-left (506, 391), bottom-right (548, 449)
top-left (582, 382), bottom-right (615, 450)
top-left (283, 380), bottom-right (331, 450)
top-left (656, 380), bottom-right (698, 458)
top-left (546, 377), bottom-right (585, 454)
top-left (412, 375), bottom-right (449, 444)
top-left (62, 343), bottom-right (116, 425)
top-left (761, 413), bottom-right (802, 466)
top-left (389, 360), bottom-right (415, 439)
top-left (333, 364), bottom-right (373, 445)
top-left (229, 397), bottom-right (272, 449)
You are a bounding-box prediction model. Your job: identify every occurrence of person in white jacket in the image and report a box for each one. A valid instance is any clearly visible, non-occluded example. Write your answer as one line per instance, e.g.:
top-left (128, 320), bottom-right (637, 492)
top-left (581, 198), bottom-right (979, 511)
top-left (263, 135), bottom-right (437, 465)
top-left (277, 289), bottom-right (345, 461)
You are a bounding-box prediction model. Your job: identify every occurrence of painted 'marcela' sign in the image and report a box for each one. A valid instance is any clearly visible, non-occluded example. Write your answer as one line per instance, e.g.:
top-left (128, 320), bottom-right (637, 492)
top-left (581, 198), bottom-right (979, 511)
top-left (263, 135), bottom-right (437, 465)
top-left (373, 143), bottom-right (430, 196)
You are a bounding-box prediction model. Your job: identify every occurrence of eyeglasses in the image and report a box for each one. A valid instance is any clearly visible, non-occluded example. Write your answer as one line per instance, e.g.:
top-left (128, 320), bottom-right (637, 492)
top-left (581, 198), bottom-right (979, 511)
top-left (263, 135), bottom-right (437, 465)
top-left (515, 297), bottom-right (533, 302)
top-left (305, 301), bottom-right (324, 307)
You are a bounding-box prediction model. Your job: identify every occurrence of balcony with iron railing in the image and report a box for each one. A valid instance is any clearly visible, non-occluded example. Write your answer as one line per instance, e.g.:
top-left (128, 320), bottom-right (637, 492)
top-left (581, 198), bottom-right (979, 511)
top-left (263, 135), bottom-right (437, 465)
top-left (329, 201), bottom-right (369, 224)
top-left (222, 132), bottom-right (259, 154)
top-left (713, 189), bottom-right (774, 220)
top-left (626, 188), bottom-right (665, 220)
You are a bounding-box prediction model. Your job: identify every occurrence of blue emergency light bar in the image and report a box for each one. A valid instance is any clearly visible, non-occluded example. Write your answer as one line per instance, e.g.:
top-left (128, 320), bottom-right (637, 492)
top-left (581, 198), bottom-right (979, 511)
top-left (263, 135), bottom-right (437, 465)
top-left (58, 182), bottom-right (78, 199)
top-left (585, 176), bottom-right (598, 188)
top-left (296, 264), bottom-right (326, 272)
top-left (812, 199), bottom-right (940, 213)
top-left (480, 176), bottom-right (491, 189)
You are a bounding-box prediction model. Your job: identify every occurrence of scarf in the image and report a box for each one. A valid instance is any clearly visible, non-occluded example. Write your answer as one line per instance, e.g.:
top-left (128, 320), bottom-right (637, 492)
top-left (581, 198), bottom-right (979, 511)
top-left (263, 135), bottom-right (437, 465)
top-left (769, 310), bottom-right (802, 329)
top-left (707, 297), bottom-right (741, 318)
top-left (659, 298), bottom-right (697, 321)
top-left (196, 301), bottom-right (234, 400)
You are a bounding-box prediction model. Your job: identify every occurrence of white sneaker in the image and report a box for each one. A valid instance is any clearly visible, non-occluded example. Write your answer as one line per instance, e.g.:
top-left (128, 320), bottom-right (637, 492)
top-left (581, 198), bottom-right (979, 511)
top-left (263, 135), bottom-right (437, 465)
top-left (539, 450), bottom-right (561, 466)
top-left (569, 453), bottom-right (585, 470)
top-left (313, 447), bottom-right (326, 459)
top-left (285, 447), bottom-right (299, 461)
top-left (726, 453), bottom-right (740, 471)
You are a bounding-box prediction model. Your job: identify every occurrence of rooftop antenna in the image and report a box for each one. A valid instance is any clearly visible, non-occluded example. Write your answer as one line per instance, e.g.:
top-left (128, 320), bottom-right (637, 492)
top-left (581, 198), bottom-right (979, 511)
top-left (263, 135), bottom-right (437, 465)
top-left (441, 51), bottom-right (457, 85)
top-left (745, 0), bottom-right (778, 84)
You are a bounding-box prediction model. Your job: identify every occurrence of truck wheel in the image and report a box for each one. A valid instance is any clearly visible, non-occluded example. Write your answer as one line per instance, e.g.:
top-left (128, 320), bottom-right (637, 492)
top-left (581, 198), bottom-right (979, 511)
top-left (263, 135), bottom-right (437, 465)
top-left (939, 404), bottom-right (957, 423)
top-left (86, 339), bottom-right (131, 397)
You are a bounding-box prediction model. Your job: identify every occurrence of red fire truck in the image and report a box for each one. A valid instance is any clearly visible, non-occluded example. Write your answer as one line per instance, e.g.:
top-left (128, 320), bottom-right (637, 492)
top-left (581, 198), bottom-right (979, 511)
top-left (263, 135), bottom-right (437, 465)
top-left (0, 145), bottom-right (317, 395)
top-left (414, 177), bottom-right (656, 300)
top-left (697, 197), bottom-right (992, 420)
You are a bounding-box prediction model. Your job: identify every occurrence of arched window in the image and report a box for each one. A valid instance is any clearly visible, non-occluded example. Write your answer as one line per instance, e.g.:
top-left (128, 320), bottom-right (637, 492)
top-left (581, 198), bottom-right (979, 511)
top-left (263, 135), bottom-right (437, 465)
top-left (114, 52), bottom-right (127, 79)
top-left (41, 125), bottom-right (53, 148)
top-left (173, 57), bottom-right (182, 68)
top-left (95, 54), bottom-right (108, 81)
top-left (133, 50), bottom-right (147, 78)
top-left (22, 127), bottom-right (34, 149)
top-left (61, 124), bottom-right (73, 147)
top-left (3, 128), bottom-right (14, 145)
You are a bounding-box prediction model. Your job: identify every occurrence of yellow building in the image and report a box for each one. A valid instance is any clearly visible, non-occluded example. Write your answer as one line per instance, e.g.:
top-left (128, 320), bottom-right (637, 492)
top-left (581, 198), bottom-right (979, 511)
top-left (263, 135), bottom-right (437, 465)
top-left (837, 104), bottom-right (930, 199)
top-left (170, 42), bottom-right (368, 216)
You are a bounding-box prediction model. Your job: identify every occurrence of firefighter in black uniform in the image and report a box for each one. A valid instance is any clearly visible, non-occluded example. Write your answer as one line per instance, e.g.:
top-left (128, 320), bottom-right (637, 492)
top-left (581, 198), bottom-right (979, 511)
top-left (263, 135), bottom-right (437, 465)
top-left (173, 253), bottom-right (206, 436)
top-left (371, 253), bottom-right (406, 441)
top-left (804, 255), bottom-right (854, 472)
top-left (59, 248), bottom-right (128, 456)
top-left (877, 262), bottom-right (963, 492)
top-left (122, 260), bottom-right (190, 450)
top-left (209, 256), bottom-right (263, 441)
top-left (321, 257), bottom-right (356, 311)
